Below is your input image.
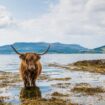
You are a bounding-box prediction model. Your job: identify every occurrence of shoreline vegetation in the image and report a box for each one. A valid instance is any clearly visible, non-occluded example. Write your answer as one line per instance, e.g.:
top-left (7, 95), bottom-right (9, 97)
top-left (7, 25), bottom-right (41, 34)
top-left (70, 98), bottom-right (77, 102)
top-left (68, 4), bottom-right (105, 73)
top-left (0, 71), bottom-right (78, 105)
top-left (48, 59), bottom-right (105, 74)
top-left (1, 59), bottom-right (105, 105)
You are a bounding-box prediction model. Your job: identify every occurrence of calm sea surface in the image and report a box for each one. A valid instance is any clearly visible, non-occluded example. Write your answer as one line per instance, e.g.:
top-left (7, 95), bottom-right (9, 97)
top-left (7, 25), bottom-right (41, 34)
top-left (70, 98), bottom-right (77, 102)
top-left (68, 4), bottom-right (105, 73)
top-left (0, 54), bottom-right (105, 72)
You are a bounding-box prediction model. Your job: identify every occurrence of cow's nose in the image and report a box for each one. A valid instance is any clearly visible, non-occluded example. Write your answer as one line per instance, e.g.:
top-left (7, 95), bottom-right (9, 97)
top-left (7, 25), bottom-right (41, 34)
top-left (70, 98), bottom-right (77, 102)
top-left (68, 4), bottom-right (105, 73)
top-left (28, 65), bottom-right (35, 70)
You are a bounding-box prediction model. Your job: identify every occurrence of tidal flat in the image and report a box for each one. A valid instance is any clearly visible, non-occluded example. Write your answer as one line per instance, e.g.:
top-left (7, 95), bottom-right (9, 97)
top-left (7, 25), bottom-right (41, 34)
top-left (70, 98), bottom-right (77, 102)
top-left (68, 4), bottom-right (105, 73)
top-left (1, 62), bottom-right (105, 105)
top-left (1, 55), bottom-right (105, 105)
top-left (0, 71), bottom-right (78, 105)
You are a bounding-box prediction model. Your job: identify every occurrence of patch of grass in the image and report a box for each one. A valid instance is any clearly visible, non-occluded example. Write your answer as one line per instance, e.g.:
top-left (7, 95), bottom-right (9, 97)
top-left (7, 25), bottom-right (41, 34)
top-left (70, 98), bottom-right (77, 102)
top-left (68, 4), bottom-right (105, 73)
top-left (21, 98), bottom-right (78, 105)
top-left (74, 83), bottom-right (91, 87)
top-left (51, 92), bottom-right (69, 96)
top-left (71, 84), bottom-right (105, 95)
top-left (48, 63), bottom-right (61, 67)
top-left (48, 60), bottom-right (105, 74)
top-left (49, 77), bottom-right (71, 81)
top-left (0, 96), bottom-right (9, 100)
top-left (72, 60), bottom-right (105, 74)
top-left (0, 71), bottom-right (21, 88)
top-left (0, 96), bottom-right (11, 105)
top-left (38, 74), bottom-right (50, 80)
top-left (0, 102), bottom-right (12, 105)
top-left (52, 83), bottom-right (71, 88)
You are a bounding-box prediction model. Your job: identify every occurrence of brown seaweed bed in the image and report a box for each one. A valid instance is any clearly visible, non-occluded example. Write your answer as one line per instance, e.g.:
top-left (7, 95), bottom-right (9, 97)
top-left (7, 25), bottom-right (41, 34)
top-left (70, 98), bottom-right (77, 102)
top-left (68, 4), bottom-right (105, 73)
top-left (71, 83), bottom-right (105, 95)
top-left (0, 71), bottom-right (78, 105)
top-left (48, 59), bottom-right (105, 74)
top-left (1, 60), bottom-right (105, 105)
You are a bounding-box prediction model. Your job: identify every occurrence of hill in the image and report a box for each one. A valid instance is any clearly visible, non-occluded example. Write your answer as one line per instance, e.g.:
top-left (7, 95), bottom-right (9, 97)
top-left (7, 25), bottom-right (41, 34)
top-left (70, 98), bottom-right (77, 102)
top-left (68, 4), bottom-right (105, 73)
top-left (0, 42), bottom-right (88, 54)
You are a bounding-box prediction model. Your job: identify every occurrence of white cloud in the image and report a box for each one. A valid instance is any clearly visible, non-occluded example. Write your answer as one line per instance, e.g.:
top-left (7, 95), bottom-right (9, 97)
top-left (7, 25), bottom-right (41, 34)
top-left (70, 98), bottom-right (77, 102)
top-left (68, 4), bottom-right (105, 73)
top-left (0, 0), bottom-right (105, 48)
top-left (0, 5), bottom-right (15, 28)
top-left (86, 0), bottom-right (105, 27)
top-left (20, 0), bottom-right (105, 36)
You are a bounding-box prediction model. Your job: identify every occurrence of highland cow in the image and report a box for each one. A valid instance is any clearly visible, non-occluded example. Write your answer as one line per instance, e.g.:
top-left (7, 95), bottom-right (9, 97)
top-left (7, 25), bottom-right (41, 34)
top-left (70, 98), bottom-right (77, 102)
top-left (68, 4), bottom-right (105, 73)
top-left (11, 45), bottom-right (50, 87)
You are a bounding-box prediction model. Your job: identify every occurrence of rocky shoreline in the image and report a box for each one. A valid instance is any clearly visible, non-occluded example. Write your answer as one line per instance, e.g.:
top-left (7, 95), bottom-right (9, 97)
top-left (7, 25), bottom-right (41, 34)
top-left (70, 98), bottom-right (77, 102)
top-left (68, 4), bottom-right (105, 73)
top-left (48, 59), bottom-right (105, 74)
top-left (1, 59), bottom-right (105, 105)
top-left (0, 71), bottom-right (78, 105)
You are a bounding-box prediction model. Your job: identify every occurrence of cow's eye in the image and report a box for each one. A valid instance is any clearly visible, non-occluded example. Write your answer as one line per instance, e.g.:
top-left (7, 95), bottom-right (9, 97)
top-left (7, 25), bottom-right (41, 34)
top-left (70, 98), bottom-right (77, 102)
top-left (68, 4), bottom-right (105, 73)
top-left (26, 59), bottom-right (28, 63)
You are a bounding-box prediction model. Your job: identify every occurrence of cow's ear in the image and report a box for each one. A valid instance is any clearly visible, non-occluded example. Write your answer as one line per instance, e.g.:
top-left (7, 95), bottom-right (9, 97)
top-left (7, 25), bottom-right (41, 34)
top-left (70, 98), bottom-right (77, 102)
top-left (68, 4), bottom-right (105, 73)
top-left (19, 54), bottom-right (26, 60)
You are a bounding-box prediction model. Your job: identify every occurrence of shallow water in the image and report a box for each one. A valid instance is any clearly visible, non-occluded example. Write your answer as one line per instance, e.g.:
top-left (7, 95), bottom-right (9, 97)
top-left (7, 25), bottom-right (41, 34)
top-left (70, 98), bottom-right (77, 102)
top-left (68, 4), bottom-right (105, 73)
top-left (1, 54), bottom-right (105, 72)
top-left (1, 54), bottom-right (105, 105)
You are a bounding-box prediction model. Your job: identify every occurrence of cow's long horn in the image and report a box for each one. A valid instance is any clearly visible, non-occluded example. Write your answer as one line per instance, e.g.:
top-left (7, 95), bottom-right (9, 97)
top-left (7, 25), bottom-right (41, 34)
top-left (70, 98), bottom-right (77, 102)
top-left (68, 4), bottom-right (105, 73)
top-left (38, 44), bottom-right (50, 55)
top-left (11, 45), bottom-right (22, 55)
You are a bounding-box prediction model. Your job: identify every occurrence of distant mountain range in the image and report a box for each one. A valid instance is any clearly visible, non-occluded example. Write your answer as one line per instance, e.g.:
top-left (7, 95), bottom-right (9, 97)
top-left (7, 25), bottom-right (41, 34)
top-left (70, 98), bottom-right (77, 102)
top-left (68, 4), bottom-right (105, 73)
top-left (0, 42), bottom-right (105, 54)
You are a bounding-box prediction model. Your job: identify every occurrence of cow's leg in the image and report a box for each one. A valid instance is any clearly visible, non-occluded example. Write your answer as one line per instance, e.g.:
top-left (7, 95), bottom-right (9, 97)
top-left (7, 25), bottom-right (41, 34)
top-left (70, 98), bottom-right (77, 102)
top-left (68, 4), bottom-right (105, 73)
top-left (23, 78), bottom-right (27, 88)
top-left (30, 71), bottom-right (36, 87)
top-left (27, 72), bottom-right (30, 87)
top-left (23, 71), bottom-right (30, 88)
top-left (26, 79), bottom-right (30, 87)
top-left (31, 79), bottom-right (35, 87)
top-left (33, 73), bottom-right (39, 87)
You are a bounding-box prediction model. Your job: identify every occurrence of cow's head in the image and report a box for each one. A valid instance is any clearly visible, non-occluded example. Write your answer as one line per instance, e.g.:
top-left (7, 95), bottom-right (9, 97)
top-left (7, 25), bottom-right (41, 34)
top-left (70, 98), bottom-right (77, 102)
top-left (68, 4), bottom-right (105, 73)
top-left (11, 44), bottom-right (50, 70)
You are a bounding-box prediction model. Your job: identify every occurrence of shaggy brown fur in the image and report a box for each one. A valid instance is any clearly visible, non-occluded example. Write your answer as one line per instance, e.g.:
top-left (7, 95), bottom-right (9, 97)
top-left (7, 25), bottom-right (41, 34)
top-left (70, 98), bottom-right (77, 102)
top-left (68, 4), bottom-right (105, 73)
top-left (11, 44), bottom-right (50, 87)
top-left (20, 53), bottom-right (42, 87)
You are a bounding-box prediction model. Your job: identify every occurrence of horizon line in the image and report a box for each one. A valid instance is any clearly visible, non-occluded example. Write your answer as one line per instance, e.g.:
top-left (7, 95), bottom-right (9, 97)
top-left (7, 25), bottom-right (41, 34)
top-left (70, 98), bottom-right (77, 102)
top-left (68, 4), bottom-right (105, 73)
top-left (0, 41), bottom-right (105, 49)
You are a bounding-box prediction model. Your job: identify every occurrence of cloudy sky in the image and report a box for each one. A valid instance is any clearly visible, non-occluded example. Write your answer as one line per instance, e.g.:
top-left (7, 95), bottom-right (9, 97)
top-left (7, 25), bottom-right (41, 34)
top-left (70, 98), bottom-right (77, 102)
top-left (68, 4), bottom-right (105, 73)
top-left (0, 0), bottom-right (105, 48)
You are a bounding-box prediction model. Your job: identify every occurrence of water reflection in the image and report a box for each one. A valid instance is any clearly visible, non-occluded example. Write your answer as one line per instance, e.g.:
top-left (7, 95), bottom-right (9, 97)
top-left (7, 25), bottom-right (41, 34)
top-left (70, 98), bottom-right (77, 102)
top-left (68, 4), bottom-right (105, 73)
top-left (20, 86), bottom-right (41, 99)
